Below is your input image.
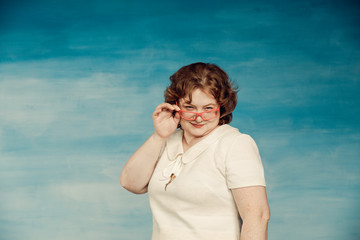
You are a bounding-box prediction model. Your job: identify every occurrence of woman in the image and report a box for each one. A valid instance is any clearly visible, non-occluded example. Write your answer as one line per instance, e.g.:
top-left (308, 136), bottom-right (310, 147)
top-left (120, 62), bottom-right (270, 240)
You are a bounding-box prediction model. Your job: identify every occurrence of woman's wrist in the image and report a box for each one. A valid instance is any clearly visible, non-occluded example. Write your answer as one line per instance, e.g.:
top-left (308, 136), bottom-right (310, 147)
top-left (151, 132), bottom-right (168, 142)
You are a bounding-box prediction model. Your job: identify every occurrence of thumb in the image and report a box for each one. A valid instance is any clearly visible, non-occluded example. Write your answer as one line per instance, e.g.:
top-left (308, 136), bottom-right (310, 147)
top-left (174, 112), bottom-right (181, 122)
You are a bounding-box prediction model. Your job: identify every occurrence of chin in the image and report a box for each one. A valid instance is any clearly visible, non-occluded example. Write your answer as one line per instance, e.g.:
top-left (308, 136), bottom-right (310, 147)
top-left (181, 121), bottom-right (219, 138)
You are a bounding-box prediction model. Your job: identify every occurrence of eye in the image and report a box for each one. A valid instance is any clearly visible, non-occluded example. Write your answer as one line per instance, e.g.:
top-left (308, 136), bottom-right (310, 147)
top-left (205, 106), bottom-right (214, 110)
top-left (184, 105), bottom-right (194, 110)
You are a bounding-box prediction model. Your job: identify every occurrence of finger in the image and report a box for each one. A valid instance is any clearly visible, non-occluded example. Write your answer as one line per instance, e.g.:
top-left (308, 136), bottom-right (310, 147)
top-left (172, 104), bottom-right (181, 111)
top-left (174, 112), bottom-right (181, 120)
top-left (156, 103), bottom-right (177, 112)
top-left (153, 108), bottom-right (173, 119)
top-left (153, 103), bottom-right (169, 116)
top-left (153, 103), bottom-right (177, 116)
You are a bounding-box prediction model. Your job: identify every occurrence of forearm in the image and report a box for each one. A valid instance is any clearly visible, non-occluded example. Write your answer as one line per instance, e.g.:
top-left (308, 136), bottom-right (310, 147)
top-left (240, 217), bottom-right (269, 240)
top-left (120, 133), bottom-right (165, 194)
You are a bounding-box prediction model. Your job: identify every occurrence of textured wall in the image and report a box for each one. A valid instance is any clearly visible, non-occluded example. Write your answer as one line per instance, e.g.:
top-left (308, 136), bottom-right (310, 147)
top-left (0, 0), bottom-right (359, 239)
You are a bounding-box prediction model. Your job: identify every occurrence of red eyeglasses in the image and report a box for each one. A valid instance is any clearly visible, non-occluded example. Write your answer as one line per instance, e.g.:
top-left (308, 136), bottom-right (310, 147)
top-left (177, 103), bottom-right (220, 121)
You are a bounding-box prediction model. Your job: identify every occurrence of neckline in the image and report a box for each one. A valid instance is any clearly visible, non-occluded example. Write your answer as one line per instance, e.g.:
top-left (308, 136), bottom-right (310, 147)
top-left (166, 124), bottom-right (237, 164)
top-left (181, 125), bottom-right (220, 153)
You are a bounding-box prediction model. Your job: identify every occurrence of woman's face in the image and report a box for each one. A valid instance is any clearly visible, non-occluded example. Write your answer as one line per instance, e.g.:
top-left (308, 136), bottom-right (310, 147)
top-left (179, 88), bottom-right (220, 140)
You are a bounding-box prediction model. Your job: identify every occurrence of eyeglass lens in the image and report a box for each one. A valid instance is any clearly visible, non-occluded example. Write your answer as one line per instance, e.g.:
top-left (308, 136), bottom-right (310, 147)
top-left (180, 110), bottom-right (218, 120)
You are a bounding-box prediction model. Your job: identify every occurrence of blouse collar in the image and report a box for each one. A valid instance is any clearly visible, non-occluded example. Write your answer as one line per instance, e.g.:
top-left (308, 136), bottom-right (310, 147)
top-left (166, 124), bottom-right (237, 164)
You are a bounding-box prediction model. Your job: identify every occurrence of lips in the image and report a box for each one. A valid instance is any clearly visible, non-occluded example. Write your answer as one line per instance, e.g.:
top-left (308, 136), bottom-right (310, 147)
top-left (191, 123), bottom-right (204, 128)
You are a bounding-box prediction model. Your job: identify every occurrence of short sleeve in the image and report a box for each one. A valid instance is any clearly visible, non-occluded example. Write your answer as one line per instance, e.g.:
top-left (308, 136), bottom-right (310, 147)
top-left (225, 134), bottom-right (266, 189)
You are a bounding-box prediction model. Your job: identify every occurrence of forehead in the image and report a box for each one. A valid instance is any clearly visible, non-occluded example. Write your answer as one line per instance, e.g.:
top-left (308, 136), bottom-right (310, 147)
top-left (180, 88), bottom-right (217, 104)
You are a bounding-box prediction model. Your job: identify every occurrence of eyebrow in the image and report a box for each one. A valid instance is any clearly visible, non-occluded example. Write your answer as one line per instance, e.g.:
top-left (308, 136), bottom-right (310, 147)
top-left (183, 103), bottom-right (217, 107)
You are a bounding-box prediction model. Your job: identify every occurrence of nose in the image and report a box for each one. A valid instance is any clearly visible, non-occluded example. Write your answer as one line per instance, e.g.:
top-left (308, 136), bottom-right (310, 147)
top-left (195, 115), bottom-right (203, 123)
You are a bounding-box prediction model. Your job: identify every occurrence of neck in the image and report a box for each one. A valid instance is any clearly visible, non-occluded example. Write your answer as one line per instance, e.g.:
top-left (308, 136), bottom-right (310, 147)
top-left (181, 125), bottom-right (220, 152)
top-left (182, 131), bottom-right (204, 152)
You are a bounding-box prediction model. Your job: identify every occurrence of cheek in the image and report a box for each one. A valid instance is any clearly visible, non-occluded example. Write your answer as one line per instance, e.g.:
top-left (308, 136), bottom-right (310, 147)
top-left (179, 119), bottom-right (188, 127)
top-left (212, 116), bottom-right (220, 125)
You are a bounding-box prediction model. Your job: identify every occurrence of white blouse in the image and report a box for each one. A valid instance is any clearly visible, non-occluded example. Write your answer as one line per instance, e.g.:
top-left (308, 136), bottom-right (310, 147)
top-left (148, 124), bottom-right (266, 240)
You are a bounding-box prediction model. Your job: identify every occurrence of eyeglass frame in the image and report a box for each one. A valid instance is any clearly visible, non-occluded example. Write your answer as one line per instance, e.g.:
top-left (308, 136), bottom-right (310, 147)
top-left (176, 102), bottom-right (221, 121)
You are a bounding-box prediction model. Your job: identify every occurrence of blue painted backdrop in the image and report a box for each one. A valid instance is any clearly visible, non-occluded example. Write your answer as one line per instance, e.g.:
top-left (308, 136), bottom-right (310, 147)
top-left (1, 0), bottom-right (359, 239)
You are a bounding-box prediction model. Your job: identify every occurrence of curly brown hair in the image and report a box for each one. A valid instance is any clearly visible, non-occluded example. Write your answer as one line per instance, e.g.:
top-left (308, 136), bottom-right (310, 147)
top-left (164, 62), bottom-right (238, 125)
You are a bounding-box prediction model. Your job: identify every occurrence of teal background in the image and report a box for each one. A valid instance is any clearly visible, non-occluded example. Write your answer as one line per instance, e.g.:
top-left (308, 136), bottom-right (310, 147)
top-left (1, 0), bottom-right (359, 239)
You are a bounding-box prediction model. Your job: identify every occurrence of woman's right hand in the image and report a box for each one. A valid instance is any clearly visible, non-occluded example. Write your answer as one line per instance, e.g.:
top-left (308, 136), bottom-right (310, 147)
top-left (152, 103), bottom-right (181, 139)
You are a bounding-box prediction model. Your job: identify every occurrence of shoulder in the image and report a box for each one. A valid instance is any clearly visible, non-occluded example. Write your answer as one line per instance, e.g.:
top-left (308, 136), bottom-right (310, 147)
top-left (164, 129), bottom-right (183, 159)
top-left (166, 129), bottom-right (183, 144)
top-left (216, 125), bottom-right (259, 154)
top-left (217, 124), bottom-right (254, 144)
